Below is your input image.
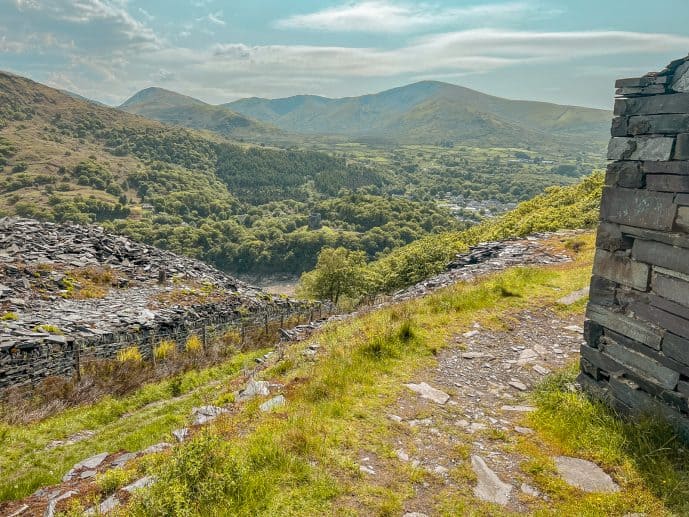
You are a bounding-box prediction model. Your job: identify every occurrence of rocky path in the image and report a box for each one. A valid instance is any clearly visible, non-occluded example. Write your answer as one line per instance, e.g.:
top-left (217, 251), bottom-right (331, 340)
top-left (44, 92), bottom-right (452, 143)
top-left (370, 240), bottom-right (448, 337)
top-left (379, 306), bottom-right (624, 515)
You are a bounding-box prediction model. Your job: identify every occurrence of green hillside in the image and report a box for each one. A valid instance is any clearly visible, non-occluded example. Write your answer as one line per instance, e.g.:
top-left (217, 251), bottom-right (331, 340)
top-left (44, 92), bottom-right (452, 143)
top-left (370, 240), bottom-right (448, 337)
top-left (356, 171), bottom-right (605, 294)
top-left (120, 87), bottom-right (282, 141)
top-left (0, 71), bottom-right (458, 276)
top-left (226, 81), bottom-right (611, 151)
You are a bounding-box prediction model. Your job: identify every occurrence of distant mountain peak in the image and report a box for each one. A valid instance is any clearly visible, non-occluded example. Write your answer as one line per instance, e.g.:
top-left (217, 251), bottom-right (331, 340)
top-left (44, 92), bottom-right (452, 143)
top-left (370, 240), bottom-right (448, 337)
top-left (119, 87), bottom-right (207, 109)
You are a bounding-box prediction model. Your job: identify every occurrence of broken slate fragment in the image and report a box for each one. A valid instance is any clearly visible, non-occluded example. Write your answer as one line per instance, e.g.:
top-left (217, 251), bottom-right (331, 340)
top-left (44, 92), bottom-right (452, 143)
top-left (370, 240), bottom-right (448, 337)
top-left (123, 475), bottom-right (157, 493)
top-left (237, 378), bottom-right (270, 401)
top-left (62, 451), bottom-right (108, 481)
top-left (191, 405), bottom-right (229, 425)
top-left (404, 382), bottom-right (450, 404)
top-left (260, 395), bottom-right (286, 412)
top-left (471, 455), bottom-right (512, 506)
top-left (554, 456), bottom-right (620, 493)
top-left (172, 428), bottom-right (189, 443)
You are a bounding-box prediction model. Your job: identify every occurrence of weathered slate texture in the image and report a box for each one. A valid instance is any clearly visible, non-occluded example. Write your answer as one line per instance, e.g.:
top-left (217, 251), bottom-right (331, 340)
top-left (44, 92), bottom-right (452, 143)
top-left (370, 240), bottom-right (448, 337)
top-left (607, 137), bottom-right (674, 161)
top-left (599, 187), bottom-right (676, 231)
top-left (583, 54), bottom-right (689, 434)
top-left (592, 249), bottom-right (649, 290)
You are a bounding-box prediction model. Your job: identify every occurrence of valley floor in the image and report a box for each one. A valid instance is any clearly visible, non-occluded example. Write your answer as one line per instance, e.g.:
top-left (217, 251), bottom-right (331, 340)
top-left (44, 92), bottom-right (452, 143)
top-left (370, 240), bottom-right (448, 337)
top-left (1, 232), bottom-right (688, 516)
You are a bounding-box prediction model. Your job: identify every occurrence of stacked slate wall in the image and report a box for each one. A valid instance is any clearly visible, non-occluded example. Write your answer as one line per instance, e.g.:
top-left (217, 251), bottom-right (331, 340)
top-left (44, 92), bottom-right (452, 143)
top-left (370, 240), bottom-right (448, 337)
top-left (0, 302), bottom-right (328, 390)
top-left (581, 55), bottom-right (689, 437)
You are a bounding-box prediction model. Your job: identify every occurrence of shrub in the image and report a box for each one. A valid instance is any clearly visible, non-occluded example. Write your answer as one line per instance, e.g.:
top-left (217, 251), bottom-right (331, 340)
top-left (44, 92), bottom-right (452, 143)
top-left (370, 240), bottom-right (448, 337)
top-left (185, 335), bottom-right (203, 353)
top-left (221, 329), bottom-right (241, 348)
top-left (33, 324), bottom-right (62, 334)
top-left (154, 340), bottom-right (176, 361)
top-left (1, 312), bottom-right (18, 321)
top-left (117, 346), bottom-right (143, 363)
top-left (96, 467), bottom-right (135, 495)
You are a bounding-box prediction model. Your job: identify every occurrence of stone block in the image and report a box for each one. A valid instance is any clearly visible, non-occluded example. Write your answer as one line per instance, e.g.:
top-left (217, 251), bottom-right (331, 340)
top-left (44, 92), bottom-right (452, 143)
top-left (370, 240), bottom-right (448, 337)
top-left (600, 188), bottom-right (676, 231)
top-left (617, 85), bottom-right (667, 96)
top-left (584, 319), bottom-right (604, 347)
top-left (663, 332), bottom-right (689, 367)
top-left (580, 357), bottom-right (602, 380)
top-left (611, 117), bottom-right (628, 137)
top-left (645, 174), bottom-right (689, 192)
top-left (580, 342), bottom-right (621, 375)
top-left (589, 275), bottom-right (617, 306)
top-left (592, 248), bottom-right (649, 290)
top-left (642, 161), bottom-right (689, 175)
top-left (605, 169), bottom-right (619, 186)
top-left (652, 272), bottom-right (689, 307)
top-left (631, 301), bottom-right (689, 340)
top-left (633, 239), bottom-right (689, 275)
top-left (620, 224), bottom-right (689, 250)
top-left (596, 222), bottom-right (633, 251)
top-left (600, 339), bottom-right (679, 390)
top-left (616, 76), bottom-right (668, 89)
top-left (675, 133), bottom-right (689, 160)
top-left (649, 294), bottom-right (689, 321)
top-left (586, 304), bottom-right (663, 350)
top-left (628, 114), bottom-right (689, 135)
top-left (605, 328), bottom-right (689, 378)
top-left (607, 161), bottom-right (644, 188)
top-left (607, 137), bottom-right (674, 161)
top-left (676, 195), bottom-right (689, 206)
top-left (614, 93), bottom-right (689, 116)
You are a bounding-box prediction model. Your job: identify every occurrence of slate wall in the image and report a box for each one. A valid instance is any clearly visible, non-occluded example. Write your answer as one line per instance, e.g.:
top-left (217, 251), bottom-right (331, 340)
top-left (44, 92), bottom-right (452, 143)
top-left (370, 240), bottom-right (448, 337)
top-left (0, 302), bottom-right (326, 390)
top-left (581, 55), bottom-right (689, 437)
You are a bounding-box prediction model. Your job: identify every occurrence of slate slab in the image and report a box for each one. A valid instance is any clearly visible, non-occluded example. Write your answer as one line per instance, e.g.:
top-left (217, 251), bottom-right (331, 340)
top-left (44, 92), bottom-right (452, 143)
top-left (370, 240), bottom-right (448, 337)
top-left (554, 456), bottom-right (619, 493)
top-left (471, 455), bottom-right (512, 505)
top-left (607, 137), bottom-right (674, 161)
top-left (600, 187), bottom-right (676, 231)
top-left (404, 382), bottom-right (450, 404)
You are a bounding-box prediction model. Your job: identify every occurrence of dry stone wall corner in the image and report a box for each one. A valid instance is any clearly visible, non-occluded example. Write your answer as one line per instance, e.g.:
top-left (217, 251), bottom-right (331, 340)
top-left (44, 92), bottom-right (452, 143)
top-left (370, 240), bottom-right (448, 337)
top-left (581, 53), bottom-right (689, 439)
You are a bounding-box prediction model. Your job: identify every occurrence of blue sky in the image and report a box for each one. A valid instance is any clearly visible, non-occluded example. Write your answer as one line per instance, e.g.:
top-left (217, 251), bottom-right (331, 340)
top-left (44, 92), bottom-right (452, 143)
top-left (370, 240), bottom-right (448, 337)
top-left (2, 1), bottom-right (688, 109)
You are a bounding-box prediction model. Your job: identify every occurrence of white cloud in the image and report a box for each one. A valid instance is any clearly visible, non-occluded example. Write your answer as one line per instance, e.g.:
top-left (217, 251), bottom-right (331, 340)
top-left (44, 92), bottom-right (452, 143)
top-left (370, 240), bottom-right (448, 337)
top-left (275, 1), bottom-right (544, 33)
top-left (197, 11), bottom-right (226, 26)
top-left (3, 0), bottom-right (161, 53)
top-left (207, 30), bottom-right (689, 79)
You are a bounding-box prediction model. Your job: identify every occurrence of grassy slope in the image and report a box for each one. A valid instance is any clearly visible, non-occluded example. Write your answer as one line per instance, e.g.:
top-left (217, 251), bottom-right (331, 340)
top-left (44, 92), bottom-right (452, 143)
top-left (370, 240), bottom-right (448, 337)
top-left (4, 237), bottom-right (687, 515)
top-left (0, 350), bottom-right (265, 501)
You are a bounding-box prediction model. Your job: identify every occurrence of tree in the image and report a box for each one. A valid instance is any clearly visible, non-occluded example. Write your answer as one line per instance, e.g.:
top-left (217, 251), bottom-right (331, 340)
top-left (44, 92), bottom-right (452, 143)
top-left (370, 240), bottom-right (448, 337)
top-left (297, 247), bottom-right (367, 304)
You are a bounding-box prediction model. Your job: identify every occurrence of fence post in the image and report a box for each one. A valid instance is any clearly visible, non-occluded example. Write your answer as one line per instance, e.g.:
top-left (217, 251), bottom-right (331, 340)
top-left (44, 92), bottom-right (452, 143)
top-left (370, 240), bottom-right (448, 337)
top-left (74, 342), bottom-right (81, 382)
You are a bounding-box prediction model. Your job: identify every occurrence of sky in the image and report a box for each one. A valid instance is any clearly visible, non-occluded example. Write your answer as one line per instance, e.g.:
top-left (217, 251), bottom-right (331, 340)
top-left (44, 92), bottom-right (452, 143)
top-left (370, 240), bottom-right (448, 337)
top-left (1, 1), bottom-right (689, 109)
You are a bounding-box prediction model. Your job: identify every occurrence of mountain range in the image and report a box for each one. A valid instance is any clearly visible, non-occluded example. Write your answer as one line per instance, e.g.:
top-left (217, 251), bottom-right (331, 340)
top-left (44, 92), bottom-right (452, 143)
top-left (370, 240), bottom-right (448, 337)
top-left (119, 81), bottom-right (611, 150)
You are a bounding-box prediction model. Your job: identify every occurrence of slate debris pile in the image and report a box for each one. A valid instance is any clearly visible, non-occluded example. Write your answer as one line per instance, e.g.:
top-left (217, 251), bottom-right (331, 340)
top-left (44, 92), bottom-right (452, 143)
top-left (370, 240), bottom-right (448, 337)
top-left (582, 54), bottom-right (689, 436)
top-left (0, 217), bottom-right (305, 389)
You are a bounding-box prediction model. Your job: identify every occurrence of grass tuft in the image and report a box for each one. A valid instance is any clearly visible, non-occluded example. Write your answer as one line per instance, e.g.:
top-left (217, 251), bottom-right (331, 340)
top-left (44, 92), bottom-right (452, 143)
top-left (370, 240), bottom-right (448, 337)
top-left (529, 364), bottom-right (689, 514)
